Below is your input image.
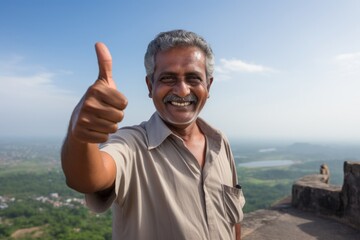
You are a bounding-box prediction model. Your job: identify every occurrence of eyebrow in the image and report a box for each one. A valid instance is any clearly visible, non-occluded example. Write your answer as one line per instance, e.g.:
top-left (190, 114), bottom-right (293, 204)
top-left (185, 71), bottom-right (203, 76)
top-left (158, 71), bottom-right (177, 76)
top-left (158, 70), bottom-right (204, 76)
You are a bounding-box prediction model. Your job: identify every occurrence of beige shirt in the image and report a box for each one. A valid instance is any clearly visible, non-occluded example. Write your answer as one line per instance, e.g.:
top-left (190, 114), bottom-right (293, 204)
top-left (86, 113), bottom-right (245, 240)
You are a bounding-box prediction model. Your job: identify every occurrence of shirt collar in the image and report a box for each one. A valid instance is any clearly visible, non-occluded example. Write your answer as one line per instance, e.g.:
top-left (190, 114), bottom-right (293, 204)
top-left (196, 117), bottom-right (222, 155)
top-left (145, 112), bottom-right (173, 150)
top-left (145, 112), bottom-right (223, 154)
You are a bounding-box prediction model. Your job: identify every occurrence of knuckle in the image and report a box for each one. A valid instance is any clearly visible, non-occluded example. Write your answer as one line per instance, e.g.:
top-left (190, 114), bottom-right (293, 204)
top-left (98, 134), bottom-right (109, 143)
top-left (121, 97), bottom-right (128, 108)
top-left (88, 83), bottom-right (102, 93)
top-left (82, 100), bottom-right (93, 111)
top-left (115, 111), bottom-right (124, 122)
top-left (110, 123), bottom-right (118, 133)
top-left (82, 99), bottom-right (100, 113)
top-left (86, 84), bottom-right (104, 99)
top-left (77, 116), bottom-right (90, 126)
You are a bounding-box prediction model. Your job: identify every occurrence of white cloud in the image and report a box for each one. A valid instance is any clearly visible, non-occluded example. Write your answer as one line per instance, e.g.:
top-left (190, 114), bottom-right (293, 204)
top-left (1, 72), bottom-right (71, 96)
top-left (0, 57), bottom-right (78, 137)
top-left (219, 58), bottom-right (273, 73)
top-left (333, 51), bottom-right (360, 77)
top-left (335, 52), bottom-right (360, 61)
top-left (214, 58), bottom-right (275, 81)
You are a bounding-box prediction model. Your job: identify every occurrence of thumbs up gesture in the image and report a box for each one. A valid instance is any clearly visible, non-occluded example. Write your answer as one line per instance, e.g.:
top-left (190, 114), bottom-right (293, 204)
top-left (70, 43), bottom-right (128, 143)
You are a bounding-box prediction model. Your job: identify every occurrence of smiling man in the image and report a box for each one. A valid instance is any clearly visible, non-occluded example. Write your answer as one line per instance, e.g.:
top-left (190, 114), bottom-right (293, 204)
top-left (61, 30), bottom-right (245, 240)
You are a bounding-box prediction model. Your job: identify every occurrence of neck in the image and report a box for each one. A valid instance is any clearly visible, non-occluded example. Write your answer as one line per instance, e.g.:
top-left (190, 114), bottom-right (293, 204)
top-left (165, 119), bottom-right (202, 142)
top-left (165, 119), bottom-right (207, 168)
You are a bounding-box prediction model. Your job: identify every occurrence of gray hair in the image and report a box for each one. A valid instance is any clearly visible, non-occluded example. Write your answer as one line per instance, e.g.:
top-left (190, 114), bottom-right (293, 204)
top-left (144, 29), bottom-right (215, 81)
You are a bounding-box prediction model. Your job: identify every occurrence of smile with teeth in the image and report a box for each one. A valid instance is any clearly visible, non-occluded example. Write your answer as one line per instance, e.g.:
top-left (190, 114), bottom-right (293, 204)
top-left (170, 101), bottom-right (191, 107)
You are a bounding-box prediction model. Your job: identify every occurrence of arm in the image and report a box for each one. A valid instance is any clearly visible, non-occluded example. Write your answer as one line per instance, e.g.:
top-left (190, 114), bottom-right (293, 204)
top-left (61, 43), bottom-right (127, 194)
top-left (61, 133), bottom-right (116, 193)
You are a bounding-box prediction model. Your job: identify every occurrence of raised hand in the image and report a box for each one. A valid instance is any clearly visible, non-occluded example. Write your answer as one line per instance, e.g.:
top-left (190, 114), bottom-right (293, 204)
top-left (70, 43), bottom-right (128, 143)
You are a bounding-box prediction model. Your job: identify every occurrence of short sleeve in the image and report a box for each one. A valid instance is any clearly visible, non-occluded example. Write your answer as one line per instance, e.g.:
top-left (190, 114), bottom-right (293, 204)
top-left (85, 129), bottom-right (136, 212)
top-left (85, 189), bottom-right (116, 213)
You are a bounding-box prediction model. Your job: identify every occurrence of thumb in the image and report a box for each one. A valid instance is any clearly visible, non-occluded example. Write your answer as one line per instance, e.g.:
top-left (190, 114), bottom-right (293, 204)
top-left (95, 42), bottom-right (116, 89)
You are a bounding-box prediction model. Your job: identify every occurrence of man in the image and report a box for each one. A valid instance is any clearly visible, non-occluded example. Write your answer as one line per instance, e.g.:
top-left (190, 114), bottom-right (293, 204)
top-left (61, 29), bottom-right (245, 240)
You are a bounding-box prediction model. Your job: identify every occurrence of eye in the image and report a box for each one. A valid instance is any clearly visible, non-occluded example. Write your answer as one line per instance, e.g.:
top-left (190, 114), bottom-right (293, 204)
top-left (186, 75), bottom-right (202, 86)
top-left (159, 75), bottom-right (176, 85)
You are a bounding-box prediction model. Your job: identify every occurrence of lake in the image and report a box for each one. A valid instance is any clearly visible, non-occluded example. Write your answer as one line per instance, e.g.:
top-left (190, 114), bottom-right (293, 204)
top-left (238, 160), bottom-right (296, 168)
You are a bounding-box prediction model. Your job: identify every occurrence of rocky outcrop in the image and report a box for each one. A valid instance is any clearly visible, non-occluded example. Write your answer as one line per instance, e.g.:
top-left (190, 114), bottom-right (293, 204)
top-left (292, 161), bottom-right (360, 230)
top-left (341, 162), bottom-right (360, 229)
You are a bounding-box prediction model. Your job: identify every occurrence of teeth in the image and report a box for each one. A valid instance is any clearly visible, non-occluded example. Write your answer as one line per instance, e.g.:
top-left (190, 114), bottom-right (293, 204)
top-left (171, 101), bottom-right (191, 107)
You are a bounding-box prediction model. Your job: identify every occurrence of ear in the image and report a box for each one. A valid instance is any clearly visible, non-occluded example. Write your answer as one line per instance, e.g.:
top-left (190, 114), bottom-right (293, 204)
top-left (207, 77), bottom-right (214, 92)
top-left (146, 76), bottom-right (153, 98)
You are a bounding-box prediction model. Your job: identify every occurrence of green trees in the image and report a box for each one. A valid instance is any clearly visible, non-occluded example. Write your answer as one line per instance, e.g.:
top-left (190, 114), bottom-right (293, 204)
top-left (0, 197), bottom-right (112, 239)
top-left (0, 171), bottom-right (112, 239)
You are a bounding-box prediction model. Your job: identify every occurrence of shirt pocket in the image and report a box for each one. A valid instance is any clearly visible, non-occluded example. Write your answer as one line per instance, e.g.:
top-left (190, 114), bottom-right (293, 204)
top-left (222, 184), bottom-right (245, 224)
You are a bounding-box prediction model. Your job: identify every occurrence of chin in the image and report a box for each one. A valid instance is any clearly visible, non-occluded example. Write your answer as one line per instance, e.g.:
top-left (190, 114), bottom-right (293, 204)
top-left (158, 112), bottom-right (199, 127)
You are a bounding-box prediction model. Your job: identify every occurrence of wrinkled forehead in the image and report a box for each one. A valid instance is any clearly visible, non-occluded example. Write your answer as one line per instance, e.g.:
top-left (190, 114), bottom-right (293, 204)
top-left (155, 46), bottom-right (205, 63)
top-left (154, 47), bottom-right (206, 71)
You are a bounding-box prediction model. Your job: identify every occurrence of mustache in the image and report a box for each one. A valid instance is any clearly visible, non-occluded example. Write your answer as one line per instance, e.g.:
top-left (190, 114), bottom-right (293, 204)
top-left (163, 94), bottom-right (198, 103)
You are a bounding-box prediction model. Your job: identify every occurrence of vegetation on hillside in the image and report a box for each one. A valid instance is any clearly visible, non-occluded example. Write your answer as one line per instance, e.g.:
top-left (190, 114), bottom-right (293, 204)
top-left (1, 140), bottom-right (359, 239)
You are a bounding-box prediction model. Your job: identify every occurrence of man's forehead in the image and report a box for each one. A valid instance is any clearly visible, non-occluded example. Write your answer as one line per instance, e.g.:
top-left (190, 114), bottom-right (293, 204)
top-left (155, 47), bottom-right (204, 66)
top-left (156, 46), bottom-right (204, 57)
top-left (193, 51), bottom-right (203, 61)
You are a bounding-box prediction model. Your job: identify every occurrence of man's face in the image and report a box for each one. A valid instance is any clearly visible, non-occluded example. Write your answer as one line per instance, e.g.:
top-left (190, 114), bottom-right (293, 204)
top-left (146, 46), bottom-right (213, 128)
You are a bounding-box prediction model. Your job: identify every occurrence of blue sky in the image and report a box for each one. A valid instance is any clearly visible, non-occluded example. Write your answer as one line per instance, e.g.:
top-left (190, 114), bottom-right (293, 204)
top-left (1, 1), bottom-right (360, 143)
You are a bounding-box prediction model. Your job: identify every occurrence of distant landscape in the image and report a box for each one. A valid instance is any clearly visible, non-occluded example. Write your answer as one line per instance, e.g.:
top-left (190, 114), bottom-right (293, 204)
top-left (1, 138), bottom-right (359, 239)
top-left (231, 140), bottom-right (360, 212)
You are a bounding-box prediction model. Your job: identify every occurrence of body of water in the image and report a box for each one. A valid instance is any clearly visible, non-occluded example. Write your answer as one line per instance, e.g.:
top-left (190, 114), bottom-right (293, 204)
top-left (238, 160), bottom-right (295, 168)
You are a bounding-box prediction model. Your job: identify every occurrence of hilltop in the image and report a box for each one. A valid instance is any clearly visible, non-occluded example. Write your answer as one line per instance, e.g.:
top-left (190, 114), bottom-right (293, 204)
top-left (242, 198), bottom-right (360, 240)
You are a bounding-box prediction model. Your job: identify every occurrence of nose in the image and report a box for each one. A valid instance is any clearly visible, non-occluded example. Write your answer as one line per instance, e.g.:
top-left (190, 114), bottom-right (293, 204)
top-left (173, 80), bottom-right (190, 97)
